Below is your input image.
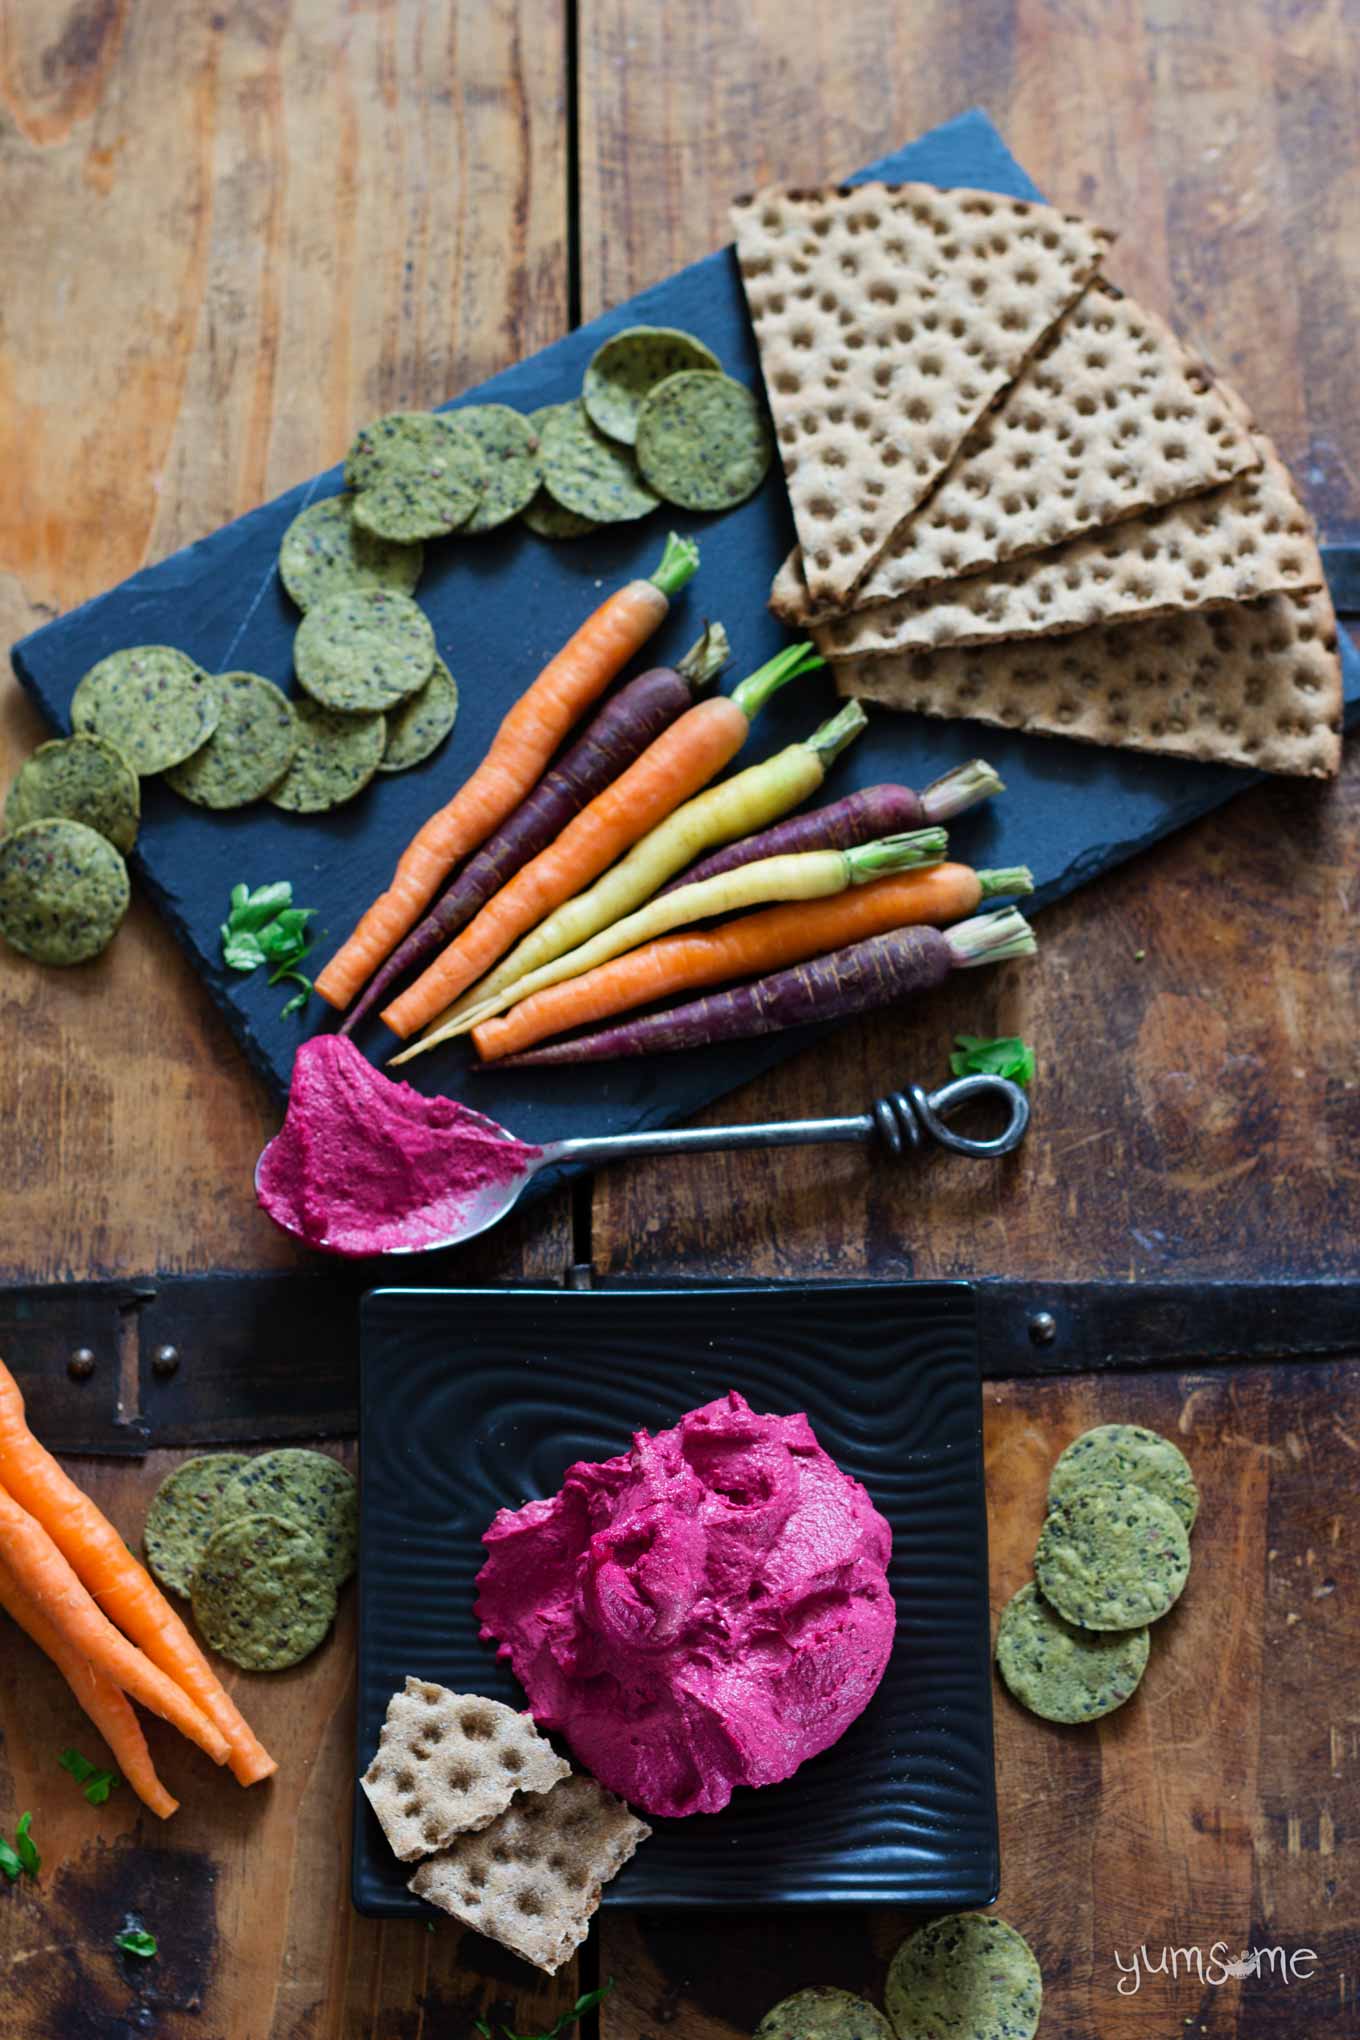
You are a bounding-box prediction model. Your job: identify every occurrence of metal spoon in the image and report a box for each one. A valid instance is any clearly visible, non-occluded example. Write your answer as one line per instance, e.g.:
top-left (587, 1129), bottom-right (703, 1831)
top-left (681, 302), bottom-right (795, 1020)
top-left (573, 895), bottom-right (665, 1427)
top-left (262, 1071), bottom-right (1027, 1256)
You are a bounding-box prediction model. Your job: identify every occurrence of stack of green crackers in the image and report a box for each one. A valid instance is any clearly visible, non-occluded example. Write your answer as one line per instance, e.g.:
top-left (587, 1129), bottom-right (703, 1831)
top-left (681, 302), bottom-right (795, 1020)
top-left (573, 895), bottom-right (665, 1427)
top-left (143, 1448), bottom-right (357, 1673)
top-left (996, 1422), bottom-right (1200, 1726)
top-left (754, 1913), bottom-right (1044, 2040)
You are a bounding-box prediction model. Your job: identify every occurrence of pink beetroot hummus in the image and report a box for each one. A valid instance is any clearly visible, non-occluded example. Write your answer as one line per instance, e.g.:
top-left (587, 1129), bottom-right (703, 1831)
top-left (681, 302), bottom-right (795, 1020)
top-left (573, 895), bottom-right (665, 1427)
top-left (256, 1035), bottom-right (539, 1256)
top-left (475, 1391), bottom-right (896, 1818)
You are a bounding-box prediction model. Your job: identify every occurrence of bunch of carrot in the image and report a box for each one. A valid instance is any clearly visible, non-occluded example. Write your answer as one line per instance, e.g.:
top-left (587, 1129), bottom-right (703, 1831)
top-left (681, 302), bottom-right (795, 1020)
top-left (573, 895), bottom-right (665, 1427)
top-left (0, 1358), bottom-right (274, 1819)
top-left (313, 534), bottom-right (1035, 1064)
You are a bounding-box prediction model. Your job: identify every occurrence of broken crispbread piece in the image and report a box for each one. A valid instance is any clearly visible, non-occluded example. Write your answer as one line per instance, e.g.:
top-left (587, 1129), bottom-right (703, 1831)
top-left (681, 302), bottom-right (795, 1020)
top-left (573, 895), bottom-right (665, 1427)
top-left (830, 581), bottom-right (1343, 779)
top-left (362, 1680), bottom-right (571, 1864)
top-left (409, 1771), bottom-right (651, 1974)
top-left (730, 182), bottom-right (1112, 607)
top-left (813, 431), bottom-right (1323, 657)
top-left (770, 285), bottom-right (1261, 622)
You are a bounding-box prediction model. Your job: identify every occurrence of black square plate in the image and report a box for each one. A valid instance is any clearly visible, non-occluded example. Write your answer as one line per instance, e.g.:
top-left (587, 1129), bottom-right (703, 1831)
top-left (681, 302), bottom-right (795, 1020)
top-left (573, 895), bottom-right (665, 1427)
top-left (354, 1281), bottom-right (998, 1914)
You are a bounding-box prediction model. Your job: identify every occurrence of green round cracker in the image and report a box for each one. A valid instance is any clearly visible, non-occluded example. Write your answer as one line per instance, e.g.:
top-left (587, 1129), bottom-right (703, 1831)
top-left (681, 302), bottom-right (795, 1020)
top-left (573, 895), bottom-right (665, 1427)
top-left (378, 657), bottom-right (459, 773)
top-left (71, 647), bottom-right (221, 776)
top-left (754, 1987), bottom-right (894, 2040)
top-left (215, 1448), bottom-right (357, 1588)
top-left (163, 671), bottom-right (299, 809)
top-left (0, 818), bottom-right (130, 966)
top-left (521, 406), bottom-right (598, 538)
top-left (191, 1513), bottom-right (338, 1671)
top-left (886, 1915), bottom-right (1042, 2040)
top-left (278, 493), bottom-right (423, 611)
top-left (995, 1582), bottom-right (1150, 1725)
top-left (267, 697), bottom-right (387, 812)
top-left (293, 589), bottom-right (436, 714)
top-left (345, 411), bottom-right (486, 541)
top-left (1034, 1482), bottom-right (1190, 1633)
top-left (635, 370), bottom-right (773, 511)
top-left (1048, 1423), bottom-right (1200, 1533)
top-left (583, 325), bottom-right (721, 445)
top-left (5, 735), bottom-right (140, 854)
top-left (143, 1453), bottom-right (252, 1600)
top-left (455, 404), bottom-right (543, 531)
top-left (539, 398), bottom-right (660, 523)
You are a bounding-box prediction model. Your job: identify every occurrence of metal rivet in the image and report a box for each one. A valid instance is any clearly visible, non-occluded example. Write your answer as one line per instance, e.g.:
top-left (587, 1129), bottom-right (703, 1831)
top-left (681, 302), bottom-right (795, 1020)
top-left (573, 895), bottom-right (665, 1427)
top-left (152, 1344), bottom-right (180, 1377)
top-left (68, 1347), bottom-right (96, 1381)
top-left (1028, 1311), bottom-right (1058, 1347)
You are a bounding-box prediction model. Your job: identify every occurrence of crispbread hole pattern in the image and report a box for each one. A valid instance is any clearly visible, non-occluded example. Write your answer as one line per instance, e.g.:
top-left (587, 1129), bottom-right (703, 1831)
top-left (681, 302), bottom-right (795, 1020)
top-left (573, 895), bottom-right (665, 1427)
top-left (364, 1682), bottom-right (568, 1859)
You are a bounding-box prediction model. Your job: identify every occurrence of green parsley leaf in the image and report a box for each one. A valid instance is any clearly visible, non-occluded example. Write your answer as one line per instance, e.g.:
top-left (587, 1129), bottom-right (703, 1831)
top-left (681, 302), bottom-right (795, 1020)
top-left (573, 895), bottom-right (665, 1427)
top-left (114, 1928), bottom-right (158, 1959)
top-left (483, 1977), bottom-right (615, 2040)
top-left (220, 881), bottom-right (317, 1009)
top-left (0, 1834), bottom-right (21, 1882)
top-left (13, 1814), bottom-right (38, 1878)
top-left (474, 2023), bottom-right (493, 2039)
top-left (949, 1034), bottom-right (1035, 1087)
top-left (59, 1749), bottom-right (119, 1805)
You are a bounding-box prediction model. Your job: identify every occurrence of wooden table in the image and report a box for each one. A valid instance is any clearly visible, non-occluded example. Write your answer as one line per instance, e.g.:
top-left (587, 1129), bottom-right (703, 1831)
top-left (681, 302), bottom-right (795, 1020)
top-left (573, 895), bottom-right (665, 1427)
top-left (2, 4), bottom-right (1358, 2035)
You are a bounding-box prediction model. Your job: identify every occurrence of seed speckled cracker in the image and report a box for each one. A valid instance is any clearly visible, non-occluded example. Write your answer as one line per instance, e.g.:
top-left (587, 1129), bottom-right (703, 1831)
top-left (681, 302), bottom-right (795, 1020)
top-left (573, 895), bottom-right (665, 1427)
top-left (0, 818), bottom-right (130, 966)
top-left (346, 411), bottom-right (487, 541)
top-left (583, 326), bottom-right (721, 445)
top-left (5, 735), bottom-right (140, 854)
top-left (1048, 1423), bottom-right (1200, 1532)
top-left (293, 589), bottom-right (436, 714)
top-left (995, 1581), bottom-right (1150, 1725)
top-left (278, 493), bottom-right (423, 610)
top-left (886, 1914), bottom-right (1043, 2040)
top-left (1034, 1482), bottom-right (1190, 1632)
top-left (814, 431), bottom-right (1322, 658)
top-left (770, 286), bottom-right (1260, 622)
top-left (539, 399), bottom-right (659, 523)
top-left (362, 1680), bottom-right (571, 1863)
top-left (730, 182), bottom-right (1112, 606)
top-left (456, 405), bottom-right (544, 532)
top-left (71, 646), bottom-right (220, 776)
top-left (191, 1513), bottom-right (337, 1671)
top-left (831, 580), bottom-right (1343, 778)
top-left (635, 370), bottom-right (772, 511)
top-left (378, 657), bottom-right (459, 773)
top-left (409, 1771), bottom-right (650, 1973)
top-left (754, 1987), bottom-right (895, 2040)
top-left (163, 671), bottom-right (298, 809)
top-left (215, 1448), bottom-right (357, 1588)
top-left (267, 697), bottom-right (387, 811)
top-left (143, 1453), bottom-right (251, 1600)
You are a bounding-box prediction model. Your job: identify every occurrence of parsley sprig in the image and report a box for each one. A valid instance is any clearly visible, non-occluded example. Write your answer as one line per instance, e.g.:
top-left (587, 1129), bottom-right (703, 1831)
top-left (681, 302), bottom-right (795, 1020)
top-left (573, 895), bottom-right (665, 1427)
top-left (474, 1978), bottom-right (615, 2040)
top-left (0, 1813), bottom-right (39, 1882)
top-left (59, 1748), bottom-right (120, 1807)
top-left (115, 1927), bottom-right (158, 1959)
top-left (949, 1033), bottom-right (1036, 1087)
top-left (220, 881), bottom-right (317, 1017)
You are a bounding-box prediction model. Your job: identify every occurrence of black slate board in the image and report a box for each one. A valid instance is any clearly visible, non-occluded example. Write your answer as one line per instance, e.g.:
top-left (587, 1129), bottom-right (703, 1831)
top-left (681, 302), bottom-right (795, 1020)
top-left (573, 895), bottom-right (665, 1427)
top-left (13, 109), bottom-right (1359, 1184)
top-left (353, 1280), bottom-right (997, 1914)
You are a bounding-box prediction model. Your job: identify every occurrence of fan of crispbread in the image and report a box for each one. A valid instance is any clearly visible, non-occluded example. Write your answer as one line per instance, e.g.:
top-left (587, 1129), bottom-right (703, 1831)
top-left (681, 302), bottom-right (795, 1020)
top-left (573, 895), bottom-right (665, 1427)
top-left (409, 1771), bottom-right (651, 1974)
top-left (770, 285), bottom-right (1260, 623)
top-left (812, 431), bottom-right (1322, 657)
top-left (831, 581), bottom-right (1342, 778)
top-left (731, 182), bottom-right (1112, 606)
top-left (361, 1680), bottom-right (571, 1864)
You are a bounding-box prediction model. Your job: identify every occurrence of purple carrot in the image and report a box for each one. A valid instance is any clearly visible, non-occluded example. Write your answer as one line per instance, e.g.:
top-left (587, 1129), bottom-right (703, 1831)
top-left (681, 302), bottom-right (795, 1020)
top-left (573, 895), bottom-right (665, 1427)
top-left (497, 908), bottom-right (1036, 1067)
top-left (655, 761), bottom-right (1003, 897)
top-left (341, 624), bottom-right (731, 1033)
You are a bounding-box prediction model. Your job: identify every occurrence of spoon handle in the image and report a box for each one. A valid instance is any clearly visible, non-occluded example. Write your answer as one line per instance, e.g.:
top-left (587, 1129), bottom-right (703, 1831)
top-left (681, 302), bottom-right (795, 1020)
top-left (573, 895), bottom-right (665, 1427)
top-left (535, 1072), bottom-right (1029, 1172)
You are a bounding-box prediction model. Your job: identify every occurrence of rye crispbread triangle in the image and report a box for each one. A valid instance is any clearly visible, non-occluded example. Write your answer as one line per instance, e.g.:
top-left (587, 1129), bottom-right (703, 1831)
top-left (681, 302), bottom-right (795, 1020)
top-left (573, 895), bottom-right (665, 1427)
top-left (830, 581), bottom-right (1342, 778)
top-left (409, 1770), bottom-right (651, 1974)
top-left (812, 431), bottom-right (1321, 657)
top-left (731, 182), bottom-right (1112, 606)
top-left (361, 1680), bottom-right (571, 1863)
top-left (770, 285), bottom-right (1261, 623)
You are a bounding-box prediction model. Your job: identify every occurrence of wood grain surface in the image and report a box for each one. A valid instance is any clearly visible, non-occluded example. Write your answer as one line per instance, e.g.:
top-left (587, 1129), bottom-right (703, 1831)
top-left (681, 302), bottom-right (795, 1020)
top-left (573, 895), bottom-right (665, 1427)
top-left (1, 0), bottom-right (1358, 2036)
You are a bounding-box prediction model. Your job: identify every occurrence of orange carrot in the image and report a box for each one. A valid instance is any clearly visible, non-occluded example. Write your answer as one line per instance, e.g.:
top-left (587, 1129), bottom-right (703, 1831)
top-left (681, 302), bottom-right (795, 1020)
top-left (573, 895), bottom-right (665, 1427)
top-left (0, 1554), bottom-right (179, 1820)
top-left (0, 1477), bottom-right (229, 1766)
top-left (0, 1361), bottom-right (276, 1788)
top-left (382, 643), bottom-right (821, 1038)
top-left (473, 862), bottom-right (1032, 1062)
top-left (314, 532), bottom-right (700, 1010)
